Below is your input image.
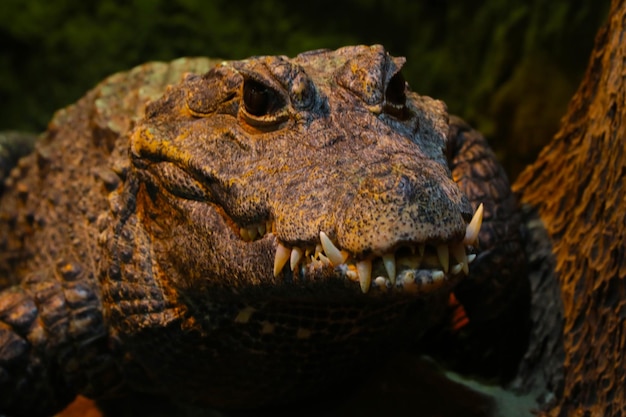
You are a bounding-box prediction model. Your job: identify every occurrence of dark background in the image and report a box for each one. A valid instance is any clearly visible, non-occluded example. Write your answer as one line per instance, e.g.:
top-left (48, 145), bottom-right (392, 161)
top-left (0, 0), bottom-right (609, 179)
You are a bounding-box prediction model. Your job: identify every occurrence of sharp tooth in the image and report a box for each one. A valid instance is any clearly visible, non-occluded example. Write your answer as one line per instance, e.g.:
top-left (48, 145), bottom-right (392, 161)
top-left (290, 247), bottom-right (303, 271)
top-left (432, 270), bottom-right (445, 281)
top-left (356, 259), bottom-right (372, 293)
top-left (247, 227), bottom-right (258, 241)
top-left (451, 243), bottom-right (469, 274)
top-left (451, 263), bottom-right (463, 275)
top-left (382, 253), bottom-right (396, 284)
top-left (318, 253), bottom-right (331, 266)
top-left (240, 228), bottom-right (250, 241)
top-left (273, 243), bottom-right (291, 277)
top-left (266, 221), bottom-right (274, 235)
top-left (374, 276), bottom-right (388, 291)
top-left (467, 254), bottom-right (477, 264)
top-left (418, 244), bottom-right (426, 257)
top-left (346, 265), bottom-right (358, 281)
top-left (319, 231), bottom-right (348, 266)
top-left (436, 245), bottom-right (449, 273)
top-left (464, 203), bottom-right (484, 245)
top-left (258, 223), bottom-right (266, 237)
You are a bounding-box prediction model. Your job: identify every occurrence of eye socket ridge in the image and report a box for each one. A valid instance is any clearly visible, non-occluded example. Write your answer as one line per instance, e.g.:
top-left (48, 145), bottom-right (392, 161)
top-left (383, 72), bottom-right (408, 119)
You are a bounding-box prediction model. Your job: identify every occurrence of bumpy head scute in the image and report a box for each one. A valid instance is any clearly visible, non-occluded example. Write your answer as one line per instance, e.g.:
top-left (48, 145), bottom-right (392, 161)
top-left (335, 44), bottom-right (407, 115)
top-left (183, 66), bottom-right (242, 116)
top-left (130, 44), bottom-right (476, 296)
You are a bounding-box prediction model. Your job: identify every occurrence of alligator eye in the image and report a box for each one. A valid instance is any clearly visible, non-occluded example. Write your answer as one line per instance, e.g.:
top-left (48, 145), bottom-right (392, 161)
top-left (240, 78), bottom-right (289, 128)
top-left (384, 72), bottom-right (407, 119)
top-left (243, 80), bottom-right (269, 116)
top-left (243, 79), bottom-right (282, 116)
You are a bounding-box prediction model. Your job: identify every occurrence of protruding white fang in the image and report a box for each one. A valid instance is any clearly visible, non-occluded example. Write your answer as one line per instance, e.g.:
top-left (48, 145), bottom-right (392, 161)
top-left (273, 243), bottom-right (291, 277)
top-left (467, 254), bottom-right (477, 264)
top-left (451, 263), bottom-right (463, 275)
top-left (319, 231), bottom-right (347, 266)
top-left (357, 259), bottom-right (372, 293)
top-left (451, 242), bottom-right (469, 275)
top-left (464, 203), bottom-right (484, 245)
top-left (290, 247), bottom-right (303, 271)
top-left (382, 253), bottom-right (397, 284)
top-left (436, 244), bottom-right (449, 273)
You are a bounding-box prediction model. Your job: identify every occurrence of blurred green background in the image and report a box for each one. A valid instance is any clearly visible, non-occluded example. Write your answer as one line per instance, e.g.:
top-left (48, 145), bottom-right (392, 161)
top-left (1, 0), bottom-right (609, 179)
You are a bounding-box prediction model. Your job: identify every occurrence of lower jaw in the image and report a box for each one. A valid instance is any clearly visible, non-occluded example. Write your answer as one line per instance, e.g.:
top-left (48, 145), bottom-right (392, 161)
top-left (371, 268), bottom-right (460, 294)
top-left (280, 246), bottom-right (478, 296)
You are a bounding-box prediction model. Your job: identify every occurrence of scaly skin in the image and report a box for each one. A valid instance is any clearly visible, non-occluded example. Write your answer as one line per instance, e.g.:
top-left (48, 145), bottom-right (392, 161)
top-left (0, 46), bottom-right (525, 416)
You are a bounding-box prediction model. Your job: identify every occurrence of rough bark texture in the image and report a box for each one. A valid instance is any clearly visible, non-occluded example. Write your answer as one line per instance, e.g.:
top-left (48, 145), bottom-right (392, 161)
top-left (514, 0), bottom-right (626, 415)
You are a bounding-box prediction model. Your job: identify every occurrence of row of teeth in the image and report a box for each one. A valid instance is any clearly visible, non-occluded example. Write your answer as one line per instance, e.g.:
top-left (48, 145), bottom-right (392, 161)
top-left (241, 204), bottom-right (483, 294)
top-left (239, 221), bottom-right (274, 242)
top-left (274, 232), bottom-right (479, 293)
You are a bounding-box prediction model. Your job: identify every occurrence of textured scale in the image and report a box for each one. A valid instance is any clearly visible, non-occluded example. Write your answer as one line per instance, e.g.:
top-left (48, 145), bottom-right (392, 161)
top-left (0, 46), bottom-right (524, 416)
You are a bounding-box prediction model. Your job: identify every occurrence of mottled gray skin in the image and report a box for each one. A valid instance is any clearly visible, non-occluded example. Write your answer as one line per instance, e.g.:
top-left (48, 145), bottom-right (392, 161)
top-left (0, 46), bottom-right (525, 416)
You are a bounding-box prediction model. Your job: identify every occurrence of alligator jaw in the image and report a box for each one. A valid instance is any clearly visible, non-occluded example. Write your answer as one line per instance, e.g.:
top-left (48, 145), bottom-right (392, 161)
top-left (270, 203), bottom-right (484, 294)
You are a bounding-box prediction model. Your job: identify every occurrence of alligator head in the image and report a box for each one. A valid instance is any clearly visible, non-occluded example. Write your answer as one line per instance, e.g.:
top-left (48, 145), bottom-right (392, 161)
top-left (127, 45), bottom-right (482, 300)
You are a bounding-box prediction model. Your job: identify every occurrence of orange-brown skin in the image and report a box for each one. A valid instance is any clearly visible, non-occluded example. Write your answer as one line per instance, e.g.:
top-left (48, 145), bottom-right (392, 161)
top-left (0, 46), bottom-right (525, 416)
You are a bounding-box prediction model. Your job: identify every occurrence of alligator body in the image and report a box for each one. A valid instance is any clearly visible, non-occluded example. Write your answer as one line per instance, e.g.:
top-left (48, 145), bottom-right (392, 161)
top-left (0, 45), bottom-right (525, 416)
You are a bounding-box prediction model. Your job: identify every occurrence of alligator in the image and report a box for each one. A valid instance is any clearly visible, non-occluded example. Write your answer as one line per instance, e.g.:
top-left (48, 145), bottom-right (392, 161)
top-left (0, 45), bottom-right (527, 416)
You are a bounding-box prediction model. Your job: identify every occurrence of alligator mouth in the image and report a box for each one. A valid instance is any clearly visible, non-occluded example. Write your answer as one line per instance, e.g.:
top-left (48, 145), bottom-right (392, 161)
top-left (235, 204), bottom-right (484, 294)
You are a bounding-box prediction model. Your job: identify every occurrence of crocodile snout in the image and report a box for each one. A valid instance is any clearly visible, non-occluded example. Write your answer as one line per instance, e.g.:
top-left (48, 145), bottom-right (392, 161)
top-left (130, 44), bottom-right (483, 296)
top-left (336, 164), bottom-right (473, 256)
